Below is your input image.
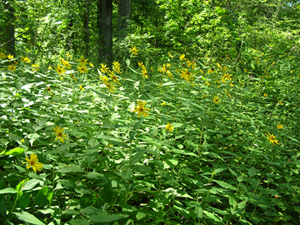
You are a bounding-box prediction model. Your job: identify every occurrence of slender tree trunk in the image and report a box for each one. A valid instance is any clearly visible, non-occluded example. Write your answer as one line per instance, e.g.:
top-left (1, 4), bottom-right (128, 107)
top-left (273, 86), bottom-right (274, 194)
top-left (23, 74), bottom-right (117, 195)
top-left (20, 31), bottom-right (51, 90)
top-left (84, 0), bottom-right (90, 58)
top-left (4, 0), bottom-right (15, 55)
top-left (118, 0), bottom-right (131, 38)
top-left (97, 0), bottom-right (112, 68)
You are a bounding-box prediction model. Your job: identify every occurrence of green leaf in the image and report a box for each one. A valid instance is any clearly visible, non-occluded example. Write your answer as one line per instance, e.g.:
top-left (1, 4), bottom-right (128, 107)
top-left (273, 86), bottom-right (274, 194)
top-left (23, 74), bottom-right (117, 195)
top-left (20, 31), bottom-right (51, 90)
top-left (195, 206), bottom-right (203, 219)
top-left (57, 165), bottom-right (84, 173)
top-left (22, 179), bottom-right (41, 191)
top-left (86, 149), bottom-right (98, 167)
top-left (4, 147), bottom-right (24, 156)
top-left (248, 167), bottom-right (256, 177)
top-left (14, 211), bottom-right (45, 225)
top-left (69, 219), bottom-right (90, 225)
top-left (0, 188), bottom-right (17, 194)
top-left (57, 143), bottom-right (77, 151)
top-left (214, 180), bottom-right (237, 191)
top-left (89, 213), bottom-right (128, 223)
top-left (97, 135), bottom-right (129, 148)
top-left (87, 172), bottom-right (106, 181)
top-left (133, 118), bottom-right (144, 130)
top-left (130, 152), bottom-right (144, 166)
top-left (81, 206), bottom-right (101, 215)
top-left (28, 133), bottom-right (40, 147)
top-left (123, 168), bottom-right (132, 181)
top-left (136, 211), bottom-right (147, 220)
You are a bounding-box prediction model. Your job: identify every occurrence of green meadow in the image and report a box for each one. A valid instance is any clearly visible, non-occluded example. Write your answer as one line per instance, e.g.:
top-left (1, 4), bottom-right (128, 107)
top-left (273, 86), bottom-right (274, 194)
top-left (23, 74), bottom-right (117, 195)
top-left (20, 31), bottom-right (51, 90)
top-left (1, 0), bottom-right (300, 224)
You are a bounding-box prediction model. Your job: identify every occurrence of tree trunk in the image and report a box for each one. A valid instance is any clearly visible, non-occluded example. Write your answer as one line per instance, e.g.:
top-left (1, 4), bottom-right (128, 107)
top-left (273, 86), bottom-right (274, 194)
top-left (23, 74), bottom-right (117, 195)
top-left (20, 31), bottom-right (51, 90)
top-left (118, 0), bottom-right (131, 38)
top-left (97, 0), bottom-right (112, 68)
top-left (4, 0), bottom-right (15, 55)
top-left (84, 0), bottom-right (90, 58)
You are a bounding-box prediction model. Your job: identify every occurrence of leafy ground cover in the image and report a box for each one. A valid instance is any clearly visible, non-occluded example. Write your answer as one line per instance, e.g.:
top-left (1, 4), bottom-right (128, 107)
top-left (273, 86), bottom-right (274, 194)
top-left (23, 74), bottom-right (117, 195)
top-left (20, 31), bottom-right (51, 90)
top-left (0, 46), bottom-right (300, 224)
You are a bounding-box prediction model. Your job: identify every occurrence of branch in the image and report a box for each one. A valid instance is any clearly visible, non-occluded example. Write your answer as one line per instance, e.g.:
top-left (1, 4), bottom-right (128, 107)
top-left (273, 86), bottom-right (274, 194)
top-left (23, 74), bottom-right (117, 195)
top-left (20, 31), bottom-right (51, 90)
top-left (0, 28), bottom-right (32, 49)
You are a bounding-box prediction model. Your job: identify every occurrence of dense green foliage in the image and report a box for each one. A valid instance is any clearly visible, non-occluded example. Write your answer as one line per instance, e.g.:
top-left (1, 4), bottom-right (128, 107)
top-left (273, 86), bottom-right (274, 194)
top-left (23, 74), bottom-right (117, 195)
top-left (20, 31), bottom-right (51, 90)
top-left (1, 0), bottom-right (300, 224)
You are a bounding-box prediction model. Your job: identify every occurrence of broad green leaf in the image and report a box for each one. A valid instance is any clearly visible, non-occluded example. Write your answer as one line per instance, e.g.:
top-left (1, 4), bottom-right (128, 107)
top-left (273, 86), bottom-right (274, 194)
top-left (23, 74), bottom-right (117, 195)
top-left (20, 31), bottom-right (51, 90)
top-left (0, 188), bottom-right (17, 194)
top-left (14, 211), bottom-right (45, 225)
top-left (248, 167), bottom-right (256, 177)
top-left (136, 211), bottom-right (147, 220)
top-left (195, 206), bottom-right (203, 219)
top-left (130, 152), bottom-right (144, 166)
top-left (122, 168), bottom-right (132, 181)
top-left (69, 219), bottom-right (90, 225)
top-left (214, 180), bottom-right (237, 191)
top-left (28, 133), bottom-right (40, 147)
top-left (4, 147), bottom-right (24, 156)
top-left (87, 172), bottom-right (106, 181)
top-left (22, 179), bottom-right (41, 191)
top-left (89, 213), bottom-right (128, 223)
top-left (133, 118), bottom-right (144, 130)
top-left (86, 149), bottom-right (98, 167)
top-left (97, 135), bottom-right (129, 148)
top-left (81, 206), bottom-right (102, 215)
top-left (57, 165), bottom-right (84, 173)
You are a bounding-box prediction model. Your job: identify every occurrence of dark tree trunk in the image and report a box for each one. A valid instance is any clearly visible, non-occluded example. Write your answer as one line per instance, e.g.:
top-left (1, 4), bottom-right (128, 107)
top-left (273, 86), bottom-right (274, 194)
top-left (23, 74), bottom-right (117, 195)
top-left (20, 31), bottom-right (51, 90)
top-left (118, 0), bottom-right (131, 38)
top-left (97, 0), bottom-right (113, 68)
top-left (4, 0), bottom-right (15, 55)
top-left (84, 0), bottom-right (90, 58)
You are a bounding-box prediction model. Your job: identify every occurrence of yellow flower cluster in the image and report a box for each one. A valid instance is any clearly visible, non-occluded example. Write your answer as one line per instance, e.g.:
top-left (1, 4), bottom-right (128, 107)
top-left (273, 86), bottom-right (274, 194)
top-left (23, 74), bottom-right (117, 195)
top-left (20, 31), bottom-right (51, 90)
top-left (158, 64), bottom-right (172, 79)
top-left (138, 62), bottom-right (148, 78)
top-left (99, 62), bottom-right (122, 93)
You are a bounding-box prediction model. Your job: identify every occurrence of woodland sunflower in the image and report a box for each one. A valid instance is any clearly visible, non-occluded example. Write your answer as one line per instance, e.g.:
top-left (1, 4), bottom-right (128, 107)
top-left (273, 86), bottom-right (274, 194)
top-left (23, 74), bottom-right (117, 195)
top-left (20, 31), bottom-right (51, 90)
top-left (53, 126), bottom-right (68, 143)
top-left (132, 100), bottom-right (150, 118)
top-left (23, 153), bottom-right (43, 173)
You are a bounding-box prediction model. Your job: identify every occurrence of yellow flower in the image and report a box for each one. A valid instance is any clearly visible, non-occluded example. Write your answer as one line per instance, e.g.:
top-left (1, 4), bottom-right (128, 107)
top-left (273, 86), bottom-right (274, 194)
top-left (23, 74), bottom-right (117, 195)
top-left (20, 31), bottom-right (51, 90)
top-left (53, 126), bottom-right (68, 143)
top-left (130, 46), bottom-right (138, 55)
top-left (100, 64), bottom-right (109, 73)
top-left (244, 69), bottom-right (248, 73)
top-left (203, 94), bottom-right (207, 98)
top-left (7, 54), bottom-right (14, 60)
top-left (0, 52), bottom-right (6, 59)
top-left (89, 62), bottom-right (94, 68)
top-left (158, 64), bottom-right (173, 79)
top-left (264, 93), bottom-right (268, 97)
top-left (161, 102), bottom-right (166, 106)
top-left (200, 69), bottom-right (204, 75)
top-left (106, 82), bottom-right (116, 93)
top-left (48, 66), bottom-right (52, 70)
top-left (21, 56), bottom-right (31, 63)
top-left (179, 54), bottom-right (185, 60)
top-left (79, 85), bottom-right (84, 90)
top-left (168, 52), bottom-right (173, 58)
top-left (55, 65), bottom-right (66, 75)
top-left (100, 75), bottom-right (109, 85)
top-left (31, 64), bottom-right (40, 71)
top-left (278, 100), bottom-right (283, 105)
top-left (7, 64), bottom-right (17, 71)
top-left (213, 96), bottom-right (220, 104)
top-left (77, 55), bottom-right (88, 66)
top-left (66, 52), bottom-right (72, 58)
top-left (276, 124), bottom-right (283, 130)
top-left (63, 60), bottom-right (72, 69)
top-left (222, 73), bottom-right (232, 82)
top-left (166, 123), bottom-right (174, 132)
top-left (109, 71), bottom-right (121, 85)
top-left (138, 61), bottom-right (144, 67)
top-left (265, 132), bottom-right (279, 146)
top-left (70, 74), bottom-right (77, 81)
top-left (77, 65), bottom-right (88, 73)
top-left (132, 100), bottom-right (150, 118)
top-left (225, 90), bottom-right (231, 97)
top-left (23, 153), bottom-right (43, 173)
top-left (205, 81), bottom-right (210, 86)
top-left (141, 67), bottom-right (148, 78)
